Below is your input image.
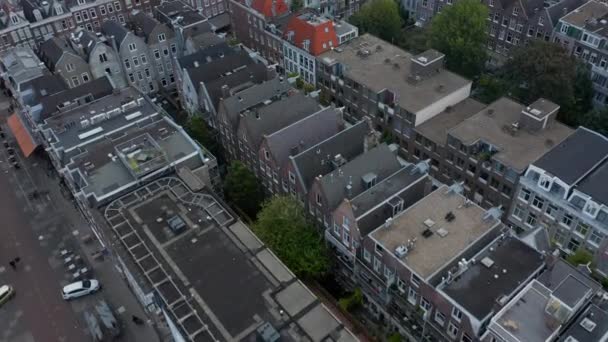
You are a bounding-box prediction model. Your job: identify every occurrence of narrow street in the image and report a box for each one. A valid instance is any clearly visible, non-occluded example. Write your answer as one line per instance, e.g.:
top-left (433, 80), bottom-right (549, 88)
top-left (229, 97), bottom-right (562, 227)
top-left (0, 95), bottom-right (162, 342)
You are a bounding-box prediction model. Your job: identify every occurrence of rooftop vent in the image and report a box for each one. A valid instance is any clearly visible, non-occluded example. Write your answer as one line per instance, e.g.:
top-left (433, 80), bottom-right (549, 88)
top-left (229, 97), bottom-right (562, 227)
top-left (422, 228), bottom-right (433, 238)
top-left (395, 245), bottom-right (408, 258)
top-left (580, 318), bottom-right (597, 332)
top-left (384, 217), bottom-right (393, 228)
top-left (481, 257), bottom-right (495, 268)
top-left (445, 211), bottom-right (455, 222)
top-left (436, 227), bottom-right (448, 237)
top-left (423, 219), bottom-right (435, 228)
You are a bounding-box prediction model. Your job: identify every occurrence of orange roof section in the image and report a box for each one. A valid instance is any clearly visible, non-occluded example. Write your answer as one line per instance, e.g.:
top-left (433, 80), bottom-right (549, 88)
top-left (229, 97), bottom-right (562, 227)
top-left (7, 113), bottom-right (37, 157)
top-left (284, 15), bottom-right (338, 56)
top-left (251, 0), bottom-right (288, 18)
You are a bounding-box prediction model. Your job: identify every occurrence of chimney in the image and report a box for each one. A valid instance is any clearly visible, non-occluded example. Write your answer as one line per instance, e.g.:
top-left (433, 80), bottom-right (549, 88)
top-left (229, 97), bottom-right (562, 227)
top-left (220, 84), bottom-right (230, 98)
top-left (519, 98), bottom-right (559, 132)
top-left (408, 49), bottom-right (445, 83)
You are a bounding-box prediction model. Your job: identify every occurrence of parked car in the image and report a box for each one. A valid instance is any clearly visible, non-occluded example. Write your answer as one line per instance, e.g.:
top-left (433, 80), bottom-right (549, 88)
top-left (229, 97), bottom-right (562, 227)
top-left (0, 285), bottom-right (15, 306)
top-left (62, 279), bottom-right (100, 300)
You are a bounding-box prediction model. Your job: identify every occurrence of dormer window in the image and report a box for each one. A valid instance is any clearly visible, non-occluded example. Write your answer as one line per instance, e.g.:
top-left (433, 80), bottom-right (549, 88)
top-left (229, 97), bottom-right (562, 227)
top-left (77, 0), bottom-right (85, 5)
top-left (158, 33), bottom-right (166, 42)
top-left (512, 7), bottom-right (519, 16)
top-left (570, 195), bottom-right (586, 210)
top-left (583, 201), bottom-right (599, 217)
top-left (538, 175), bottom-right (552, 191)
top-left (10, 15), bottom-right (19, 24)
top-left (55, 4), bottom-right (63, 14)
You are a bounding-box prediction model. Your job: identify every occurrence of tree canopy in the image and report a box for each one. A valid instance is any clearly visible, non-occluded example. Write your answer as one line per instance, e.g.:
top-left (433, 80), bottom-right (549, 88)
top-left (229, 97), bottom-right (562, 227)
top-left (501, 41), bottom-right (593, 126)
top-left (253, 196), bottom-right (330, 279)
top-left (185, 115), bottom-right (222, 161)
top-left (223, 161), bottom-right (265, 219)
top-left (349, 0), bottom-right (402, 43)
top-left (429, 0), bottom-right (488, 78)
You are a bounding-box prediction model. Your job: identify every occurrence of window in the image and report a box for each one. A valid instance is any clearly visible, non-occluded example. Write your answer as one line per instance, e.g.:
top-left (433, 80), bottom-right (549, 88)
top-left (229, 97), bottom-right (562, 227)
top-left (435, 312), bottom-right (446, 326)
top-left (71, 76), bottom-right (80, 86)
top-left (561, 24), bottom-right (569, 34)
top-left (407, 287), bottom-right (418, 305)
top-left (421, 297), bottom-right (432, 312)
top-left (519, 188), bottom-right (531, 202)
top-left (584, 201), bottom-right (599, 217)
top-left (66, 63), bottom-right (75, 72)
top-left (140, 54), bottom-right (147, 64)
top-left (546, 204), bottom-right (558, 218)
top-left (567, 238), bottom-right (580, 252)
top-left (532, 196), bottom-right (545, 210)
top-left (158, 33), bottom-right (166, 41)
top-left (154, 49), bottom-right (160, 59)
top-left (598, 210), bottom-right (608, 224)
top-left (539, 175), bottom-right (552, 190)
top-left (132, 56), bottom-right (139, 67)
top-left (373, 257), bottom-right (381, 272)
top-left (461, 334), bottom-right (472, 342)
top-left (538, 16), bottom-right (544, 25)
top-left (448, 322), bottom-right (459, 339)
top-left (107, 3), bottom-right (114, 12)
top-left (82, 11), bottom-right (89, 20)
top-left (363, 248), bottom-right (371, 262)
top-left (575, 222), bottom-right (589, 237)
top-left (128, 43), bottom-right (136, 52)
top-left (411, 274), bottom-right (421, 287)
top-left (342, 216), bottom-right (350, 230)
top-left (289, 171), bottom-right (296, 184)
top-left (562, 213), bottom-right (574, 227)
top-left (342, 231), bottom-right (351, 247)
top-left (512, 7), bottom-right (519, 15)
top-left (144, 68), bottom-right (150, 78)
top-left (513, 204), bottom-right (525, 220)
top-left (99, 53), bottom-right (108, 63)
top-left (81, 73), bottom-right (90, 82)
top-left (384, 266), bottom-right (393, 280)
top-left (128, 73), bottom-right (135, 82)
top-left (170, 43), bottom-right (176, 54)
top-left (526, 212), bottom-right (537, 227)
top-left (137, 71), bottom-right (143, 80)
top-left (589, 230), bottom-right (604, 246)
top-left (163, 48), bottom-right (169, 56)
top-left (75, 12), bottom-right (82, 23)
top-left (100, 5), bottom-right (106, 15)
top-left (316, 193), bottom-right (322, 206)
top-left (124, 58), bottom-right (131, 69)
top-left (114, 1), bottom-right (121, 10)
top-left (452, 307), bottom-right (463, 322)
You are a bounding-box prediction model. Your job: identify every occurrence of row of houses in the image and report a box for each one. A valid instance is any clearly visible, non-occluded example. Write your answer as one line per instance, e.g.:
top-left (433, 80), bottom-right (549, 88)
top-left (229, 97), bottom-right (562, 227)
top-left (0, 0), bottom-right (231, 51)
top-left (209, 28), bottom-right (608, 341)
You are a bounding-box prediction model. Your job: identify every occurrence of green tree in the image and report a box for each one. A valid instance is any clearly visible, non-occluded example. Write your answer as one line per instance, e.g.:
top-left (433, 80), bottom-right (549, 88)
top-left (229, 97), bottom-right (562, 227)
top-left (474, 74), bottom-right (508, 104)
top-left (566, 249), bottom-right (594, 266)
top-left (428, 0), bottom-right (488, 78)
top-left (501, 41), bottom-right (593, 125)
top-left (397, 27), bottom-right (428, 54)
top-left (253, 196), bottom-right (330, 279)
top-left (578, 109), bottom-right (608, 136)
top-left (185, 115), bottom-right (222, 159)
top-left (291, 0), bottom-right (303, 11)
top-left (349, 0), bottom-right (402, 43)
top-left (223, 161), bottom-right (265, 219)
top-left (338, 288), bottom-right (363, 312)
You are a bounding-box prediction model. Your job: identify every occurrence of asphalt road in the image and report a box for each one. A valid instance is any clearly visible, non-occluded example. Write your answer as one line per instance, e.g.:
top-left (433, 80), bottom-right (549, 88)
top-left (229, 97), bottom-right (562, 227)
top-left (0, 155), bottom-right (90, 342)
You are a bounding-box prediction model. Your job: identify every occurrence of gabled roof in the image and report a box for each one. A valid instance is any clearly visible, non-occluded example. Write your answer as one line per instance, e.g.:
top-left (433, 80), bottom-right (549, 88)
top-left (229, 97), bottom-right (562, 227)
top-left (241, 93), bottom-right (319, 150)
top-left (102, 21), bottom-right (129, 47)
top-left (178, 42), bottom-right (235, 69)
top-left (265, 107), bottom-right (342, 168)
top-left (39, 37), bottom-right (75, 67)
top-left (284, 12), bottom-right (338, 56)
top-left (73, 29), bottom-right (100, 59)
top-left (131, 12), bottom-right (160, 42)
top-left (251, 0), bottom-right (288, 18)
top-left (204, 62), bottom-right (269, 111)
top-left (220, 77), bottom-right (292, 129)
top-left (317, 144), bottom-right (401, 210)
top-left (39, 77), bottom-right (114, 121)
top-left (185, 50), bottom-right (255, 87)
top-left (20, 74), bottom-right (67, 106)
top-left (533, 127), bottom-right (608, 185)
top-left (558, 305), bottom-right (608, 342)
top-left (291, 121), bottom-right (369, 192)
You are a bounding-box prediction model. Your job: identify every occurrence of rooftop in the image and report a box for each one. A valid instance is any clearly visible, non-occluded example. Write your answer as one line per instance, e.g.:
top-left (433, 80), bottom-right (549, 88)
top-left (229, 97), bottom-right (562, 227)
top-left (265, 107), bottom-right (343, 167)
top-left (65, 115), bottom-right (203, 202)
top-left (102, 177), bottom-right (357, 341)
top-left (43, 87), bottom-right (157, 153)
top-left (440, 237), bottom-right (544, 321)
top-left (351, 163), bottom-right (430, 237)
top-left (415, 98), bottom-right (485, 145)
top-left (558, 304), bottom-right (608, 342)
top-left (561, 1), bottom-right (608, 38)
top-left (318, 143), bottom-right (402, 211)
top-left (156, 0), bottom-right (209, 27)
top-left (370, 185), bottom-right (500, 280)
top-left (0, 47), bottom-right (45, 89)
top-left (449, 97), bottom-right (573, 172)
top-left (250, 0), bottom-right (288, 18)
top-left (131, 12), bottom-right (163, 42)
top-left (318, 34), bottom-right (470, 114)
top-left (177, 42), bottom-right (236, 70)
top-left (185, 49), bottom-right (255, 87)
top-left (290, 121), bottom-right (368, 191)
top-left (240, 92), bottom-right (320, 149)
top-left (284, 12), bottom-right (337, 56)
top-left (533, 127), bottom-right (608, 187)
top-left (488, 281), bottom-right (561, 342)
top-left (203, 62), bottom-right (269, 110)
